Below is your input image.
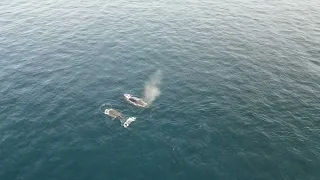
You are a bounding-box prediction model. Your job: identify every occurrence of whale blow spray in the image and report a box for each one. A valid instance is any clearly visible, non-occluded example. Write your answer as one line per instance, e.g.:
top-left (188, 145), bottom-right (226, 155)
top-left (143, 70), bottom-right (162, 104)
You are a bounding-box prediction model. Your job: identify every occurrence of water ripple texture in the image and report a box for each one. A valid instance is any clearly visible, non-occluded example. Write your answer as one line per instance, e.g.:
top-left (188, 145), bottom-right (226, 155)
top-left (0, 0), bottom-right (320, 180)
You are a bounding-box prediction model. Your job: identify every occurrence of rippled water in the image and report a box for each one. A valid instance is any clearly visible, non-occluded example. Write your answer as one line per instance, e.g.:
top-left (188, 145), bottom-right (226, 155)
top-left (1, 0), bottom-right (320, 179)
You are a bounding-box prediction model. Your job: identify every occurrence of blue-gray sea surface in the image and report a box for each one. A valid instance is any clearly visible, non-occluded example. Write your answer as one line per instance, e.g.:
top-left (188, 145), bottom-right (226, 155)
top-left (0, 0), bottom-right (320, 179)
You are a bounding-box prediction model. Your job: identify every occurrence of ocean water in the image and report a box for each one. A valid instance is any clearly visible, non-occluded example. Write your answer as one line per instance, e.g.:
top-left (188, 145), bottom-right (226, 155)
top-left (0, 0), bottom-right (320, 179)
